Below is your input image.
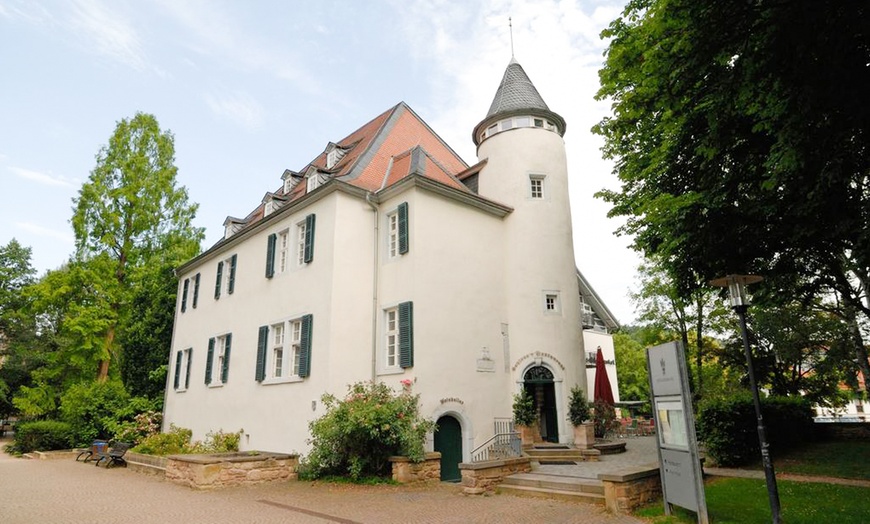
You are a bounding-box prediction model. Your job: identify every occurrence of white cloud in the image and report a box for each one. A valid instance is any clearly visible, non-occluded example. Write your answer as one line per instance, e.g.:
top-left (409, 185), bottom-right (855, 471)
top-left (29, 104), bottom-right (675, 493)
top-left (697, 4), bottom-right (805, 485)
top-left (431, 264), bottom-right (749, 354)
top-left (204, 90), bottom-right (265, 130)
top-left (68, 0), bottom-right (150, 72)
top-left (9, 166), bottom-right (77, 188)
top-left (16, 221), bottom-right (74, 243)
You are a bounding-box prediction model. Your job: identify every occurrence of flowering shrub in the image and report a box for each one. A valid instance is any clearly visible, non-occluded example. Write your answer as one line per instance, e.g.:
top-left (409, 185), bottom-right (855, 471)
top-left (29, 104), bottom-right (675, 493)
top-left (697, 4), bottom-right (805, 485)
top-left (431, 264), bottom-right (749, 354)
top-left (301, 381), bottom-right (435, 480)
top-left (593, 399), bottom-right (617, 438)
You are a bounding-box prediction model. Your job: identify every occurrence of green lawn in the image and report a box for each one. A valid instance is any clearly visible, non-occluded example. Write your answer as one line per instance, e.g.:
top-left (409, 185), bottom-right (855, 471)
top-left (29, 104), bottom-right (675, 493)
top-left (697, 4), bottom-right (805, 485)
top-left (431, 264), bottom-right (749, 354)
top-left (636, 477), bottom-right (870, 524)
top-left (764, 440), bottom-right (870, 481)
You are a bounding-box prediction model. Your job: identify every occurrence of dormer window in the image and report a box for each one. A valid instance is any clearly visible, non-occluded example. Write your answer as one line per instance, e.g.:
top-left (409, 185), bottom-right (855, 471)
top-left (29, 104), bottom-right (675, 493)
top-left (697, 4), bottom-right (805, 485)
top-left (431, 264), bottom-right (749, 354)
top-left (326, 149), bottom-right (339, 169)
top-left (307, 174), bottom-right (320, 192)
top-left (264, 200), bottom-right (274, 217)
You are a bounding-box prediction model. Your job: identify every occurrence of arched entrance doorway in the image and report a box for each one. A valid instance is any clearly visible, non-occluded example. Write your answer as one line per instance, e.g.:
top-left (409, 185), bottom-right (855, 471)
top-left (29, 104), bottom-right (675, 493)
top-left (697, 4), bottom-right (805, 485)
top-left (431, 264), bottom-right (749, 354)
top-left (434, 415), bottom-right (462, 481)
top-left (524, 366), bottom-right (558, 443)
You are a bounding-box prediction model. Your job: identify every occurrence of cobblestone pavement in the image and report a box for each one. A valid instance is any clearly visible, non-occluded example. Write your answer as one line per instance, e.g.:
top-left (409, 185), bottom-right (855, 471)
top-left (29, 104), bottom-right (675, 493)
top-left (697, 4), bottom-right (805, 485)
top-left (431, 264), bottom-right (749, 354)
top-left (0, 440), bottom-right (644, 524)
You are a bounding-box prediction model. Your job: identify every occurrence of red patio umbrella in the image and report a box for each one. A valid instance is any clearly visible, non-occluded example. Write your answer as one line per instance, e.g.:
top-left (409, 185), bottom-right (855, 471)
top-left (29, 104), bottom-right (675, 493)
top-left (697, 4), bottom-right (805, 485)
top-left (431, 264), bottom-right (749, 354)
top-left (593, 346), bottom-right (615, 406)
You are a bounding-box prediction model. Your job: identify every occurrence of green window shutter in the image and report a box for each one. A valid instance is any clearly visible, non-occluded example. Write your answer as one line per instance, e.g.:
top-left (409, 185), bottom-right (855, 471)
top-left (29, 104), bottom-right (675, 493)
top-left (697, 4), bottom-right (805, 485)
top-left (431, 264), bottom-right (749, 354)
top-left (228, 254), bottom-right (237, 294)
top-left (205, 338), bottom-right (215, 384)
top-left (214, 262), bottom-right (223, 299)
top-left (192, 273), bottom-right (200, 308)
top-left (266, 233), bottom-right (277, 278)
top-left (185, 348), bottom-right (192, 389)
top-left (174, 351), bottom-right (182, 389)
top-left (399, 301), bottom-right (414, 368)
top-left (181, 279), bottom-right (189, 312)
top-left (304, 214), bottom-right (316, 263)
top-left (222, 334), bottom-right (232, 383)
top-left (299, 314), bottom-right (313, 378)
top-left (398, 202), bottom-right (409, 254)
top-left (256, 326), bottom-right (268, 382)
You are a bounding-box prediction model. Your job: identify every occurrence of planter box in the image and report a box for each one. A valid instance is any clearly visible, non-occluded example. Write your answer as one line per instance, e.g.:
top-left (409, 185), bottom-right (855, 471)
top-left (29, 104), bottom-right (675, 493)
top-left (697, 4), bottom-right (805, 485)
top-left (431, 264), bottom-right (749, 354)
top-left (165, 451), bottom-right (299, 490)
top-left (573, 422), bottom-right (595, 449)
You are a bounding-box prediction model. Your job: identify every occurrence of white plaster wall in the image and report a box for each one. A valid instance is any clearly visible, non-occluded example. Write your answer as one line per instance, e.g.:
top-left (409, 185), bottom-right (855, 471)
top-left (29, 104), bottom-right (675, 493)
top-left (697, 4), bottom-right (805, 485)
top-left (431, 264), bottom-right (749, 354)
top-left (377, 187), bottom-right (512, 457)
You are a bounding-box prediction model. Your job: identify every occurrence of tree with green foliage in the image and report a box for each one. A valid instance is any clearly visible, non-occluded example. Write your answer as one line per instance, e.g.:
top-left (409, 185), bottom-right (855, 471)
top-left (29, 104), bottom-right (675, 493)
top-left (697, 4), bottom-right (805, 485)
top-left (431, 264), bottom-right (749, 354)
top-left (71, 112), bottom-right (202, 380)
top-left (0, 239), bottom-right (39, 419)
top-left (595, 1), bottom-right (870, 388)
top-left (631, 259), bottom-right (730, 398)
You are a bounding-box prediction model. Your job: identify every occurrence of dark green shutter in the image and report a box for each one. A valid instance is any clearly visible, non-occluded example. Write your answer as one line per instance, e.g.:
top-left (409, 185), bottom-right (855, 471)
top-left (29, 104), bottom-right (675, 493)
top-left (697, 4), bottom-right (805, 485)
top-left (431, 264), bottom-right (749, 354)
top-left (205, 337), bottom-right (215, 384)
top-left (192, 273), bottom-right (200, 308)
top-left (304, 214), bottom-right (315, 263)
top-left (399, 301), bottom-right (414, 368)
top-left (299, 314), bottom-right (313, 378)
top-left (174, 351), bottom-right (182, 389)
top-left (214, 262), bottom-right (223, 299)
top-left (181, 279), bottom-right (189, 312)
top-left (222, 333), bottom-right (232, 383)
top-left (228, 254), bottom-right (237, 294)
top-left (185, 348), bottom-right (192, 389)
top-left (256, 326), bottom-right (268, 382)
top-left (398, 202), bottom-right (409, 254)
top-left (266, 233), bottom-right (277, 278)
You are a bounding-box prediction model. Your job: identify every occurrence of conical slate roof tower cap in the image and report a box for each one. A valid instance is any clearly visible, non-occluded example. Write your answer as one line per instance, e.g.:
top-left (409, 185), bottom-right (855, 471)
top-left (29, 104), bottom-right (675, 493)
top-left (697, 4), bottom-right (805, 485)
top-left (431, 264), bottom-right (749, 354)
top-left (473, 58), bottom-right (566, 146)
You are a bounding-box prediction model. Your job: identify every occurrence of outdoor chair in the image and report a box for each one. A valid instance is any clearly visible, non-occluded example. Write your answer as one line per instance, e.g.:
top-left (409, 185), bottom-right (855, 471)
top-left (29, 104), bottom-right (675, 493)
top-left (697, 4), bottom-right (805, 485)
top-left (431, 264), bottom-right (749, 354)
top-left (625, 418), bottom-right (639, 437)
top-left (94, 441), bottom-right (131, 468)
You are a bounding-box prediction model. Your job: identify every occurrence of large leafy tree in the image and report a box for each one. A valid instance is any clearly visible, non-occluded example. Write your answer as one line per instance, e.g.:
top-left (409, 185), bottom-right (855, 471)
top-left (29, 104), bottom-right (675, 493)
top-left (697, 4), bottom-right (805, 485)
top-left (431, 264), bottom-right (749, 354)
top-left (0, 239), bottom-right (39, 418)
top-left (72, 112), bottom-right (202, 381)
top-left (595, 0), bottom-right (870, 385)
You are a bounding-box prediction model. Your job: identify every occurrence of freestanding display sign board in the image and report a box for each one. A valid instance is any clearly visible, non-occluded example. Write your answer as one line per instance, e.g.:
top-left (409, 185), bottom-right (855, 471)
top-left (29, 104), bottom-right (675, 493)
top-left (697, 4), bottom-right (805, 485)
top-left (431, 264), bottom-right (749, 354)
top-left (647, 341), bottom-right (708, 524)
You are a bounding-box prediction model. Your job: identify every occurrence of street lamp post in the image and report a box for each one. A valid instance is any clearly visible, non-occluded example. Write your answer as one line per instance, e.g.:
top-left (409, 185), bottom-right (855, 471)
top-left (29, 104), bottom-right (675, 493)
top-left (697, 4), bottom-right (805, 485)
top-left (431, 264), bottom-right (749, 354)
top-left (710, 275), bottom-right (782, 524)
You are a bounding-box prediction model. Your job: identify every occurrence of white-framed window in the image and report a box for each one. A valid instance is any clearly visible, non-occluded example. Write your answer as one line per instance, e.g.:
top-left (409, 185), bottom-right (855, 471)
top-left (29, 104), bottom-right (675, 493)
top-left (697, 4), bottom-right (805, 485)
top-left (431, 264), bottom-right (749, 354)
top-left (296, 220), bottom-right (308, 266)
top-left (530, 175), bottom-right (545, 199)
top-left (222, 256), bottom-right (235, 294)
top-left (385, 308), bottom-right (399, 368)
top-left (206, 334), bottom-right (232, 386)
top-left (289, 318), bottom-right (303, 377)
top-left (257, 316), bottom-right (312, 382)
top-left (543, 291), bottom-right (561, 314)
top-left (382, 301), bottom-right (413, 372)
top-left (326, 149), bottom-right (339, 169)
top-left (264, 200), bottom-right (274, 217)
top-left (277, 229), bottom-right (289, 274)
top-left (388, 212), bottom-right (399, 258)
top-left (272, 323), bottom-right (285, 378)
top-left (173, 347), bottom-right (192, 391)
top-left (215, 254), bottom-right (237, 298)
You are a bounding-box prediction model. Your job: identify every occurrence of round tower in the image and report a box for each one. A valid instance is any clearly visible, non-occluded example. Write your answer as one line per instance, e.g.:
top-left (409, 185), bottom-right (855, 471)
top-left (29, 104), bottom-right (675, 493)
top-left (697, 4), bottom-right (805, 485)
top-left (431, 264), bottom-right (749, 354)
top-left (474, 58), bottom-right (585, 444)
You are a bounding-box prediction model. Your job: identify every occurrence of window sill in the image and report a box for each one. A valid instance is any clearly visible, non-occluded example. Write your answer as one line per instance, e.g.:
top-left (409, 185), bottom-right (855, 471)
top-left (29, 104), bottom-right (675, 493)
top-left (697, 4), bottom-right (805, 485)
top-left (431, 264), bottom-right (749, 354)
top-left (207, 383), bottom-right (224, 388)
top-left (378, 368), bottom-right (405, 376)
top-left (262, 377), bottom-right (304, 385)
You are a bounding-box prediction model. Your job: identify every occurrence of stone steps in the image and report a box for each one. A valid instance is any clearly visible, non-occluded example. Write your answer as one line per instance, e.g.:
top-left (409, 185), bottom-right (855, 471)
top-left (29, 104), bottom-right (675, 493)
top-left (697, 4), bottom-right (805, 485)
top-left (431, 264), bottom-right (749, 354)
top-left (499, 472), bottom-right (605, 505)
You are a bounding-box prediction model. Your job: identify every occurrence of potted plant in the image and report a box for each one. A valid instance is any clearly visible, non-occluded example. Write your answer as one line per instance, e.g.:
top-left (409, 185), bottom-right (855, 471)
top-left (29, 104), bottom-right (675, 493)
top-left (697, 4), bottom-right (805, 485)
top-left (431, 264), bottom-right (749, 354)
top-left (567, 386), bottom-right (594, 449)
top-left (592, 398), bottom-right (617, 439)
top-left (512, 389), bottom-right (540, 447)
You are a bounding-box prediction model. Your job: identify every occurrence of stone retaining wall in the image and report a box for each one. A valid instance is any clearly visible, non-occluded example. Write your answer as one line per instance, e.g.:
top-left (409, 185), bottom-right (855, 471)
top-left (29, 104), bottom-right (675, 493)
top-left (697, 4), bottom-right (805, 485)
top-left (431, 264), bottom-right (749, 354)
top-left (598, 465), bottom-right (662, 515)
top-left (458, 457), bottom-right (532, 495)
top-left (389, 452), bottom-right (441, 484)
top-left (165, 452), bottom-right (298, 490)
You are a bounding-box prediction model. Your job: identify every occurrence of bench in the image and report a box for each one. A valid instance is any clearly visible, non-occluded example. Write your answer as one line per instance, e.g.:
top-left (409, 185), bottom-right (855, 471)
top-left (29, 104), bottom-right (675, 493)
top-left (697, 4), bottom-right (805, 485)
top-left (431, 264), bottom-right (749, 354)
top-left (95, 442), bottom-right (131, 468)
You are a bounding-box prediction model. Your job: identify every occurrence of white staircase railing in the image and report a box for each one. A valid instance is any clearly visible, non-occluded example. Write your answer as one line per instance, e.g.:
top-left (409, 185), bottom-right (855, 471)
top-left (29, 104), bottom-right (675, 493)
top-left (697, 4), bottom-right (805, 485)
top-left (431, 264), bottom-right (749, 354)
top-left (470, 417), bottom-right (522, 462)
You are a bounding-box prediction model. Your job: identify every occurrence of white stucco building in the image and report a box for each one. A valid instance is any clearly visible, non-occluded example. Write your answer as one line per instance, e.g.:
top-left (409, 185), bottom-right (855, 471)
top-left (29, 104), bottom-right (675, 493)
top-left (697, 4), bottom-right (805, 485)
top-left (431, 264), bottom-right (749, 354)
top-left (162, 58), bottom-right (619, 480)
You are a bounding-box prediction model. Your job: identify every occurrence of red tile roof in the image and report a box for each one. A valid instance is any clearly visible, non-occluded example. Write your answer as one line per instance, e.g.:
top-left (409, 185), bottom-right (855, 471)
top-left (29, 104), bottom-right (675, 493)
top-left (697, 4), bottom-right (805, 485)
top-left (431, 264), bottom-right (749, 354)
top-left (225, 102), bottom-right (473, 234)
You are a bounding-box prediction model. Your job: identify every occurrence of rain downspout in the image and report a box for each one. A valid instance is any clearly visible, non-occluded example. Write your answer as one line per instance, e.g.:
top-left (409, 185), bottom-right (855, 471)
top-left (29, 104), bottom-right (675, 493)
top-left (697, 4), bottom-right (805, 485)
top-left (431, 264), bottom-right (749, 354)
top-left (365, 192), bottom-right (379, 382)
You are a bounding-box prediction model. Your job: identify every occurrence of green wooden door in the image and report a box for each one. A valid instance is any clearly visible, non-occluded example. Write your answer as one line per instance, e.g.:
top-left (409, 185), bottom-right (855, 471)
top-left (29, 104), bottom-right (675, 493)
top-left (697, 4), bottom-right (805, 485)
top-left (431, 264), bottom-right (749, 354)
top-left (434, 415), bottom-right (462, 482)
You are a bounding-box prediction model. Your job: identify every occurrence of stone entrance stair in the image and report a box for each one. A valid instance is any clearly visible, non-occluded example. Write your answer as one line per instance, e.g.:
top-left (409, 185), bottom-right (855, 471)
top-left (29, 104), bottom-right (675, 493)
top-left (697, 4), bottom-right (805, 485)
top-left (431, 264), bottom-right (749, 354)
top-left (498, 472), bottom-right (605, 505)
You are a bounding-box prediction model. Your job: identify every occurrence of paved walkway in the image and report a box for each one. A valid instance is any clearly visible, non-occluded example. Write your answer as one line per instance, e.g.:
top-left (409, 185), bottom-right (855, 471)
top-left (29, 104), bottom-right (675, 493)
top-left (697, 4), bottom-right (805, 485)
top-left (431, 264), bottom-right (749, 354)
top-left (535, 436), bottom-right (660, 479)
top-left (0, 438), bottom-right (643, 524)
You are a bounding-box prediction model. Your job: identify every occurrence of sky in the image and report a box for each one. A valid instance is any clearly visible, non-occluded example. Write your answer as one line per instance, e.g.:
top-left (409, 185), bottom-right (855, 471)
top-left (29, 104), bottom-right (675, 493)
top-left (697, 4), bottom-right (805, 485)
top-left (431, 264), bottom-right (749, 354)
top-left (0, 0), bottom-right (642, 324)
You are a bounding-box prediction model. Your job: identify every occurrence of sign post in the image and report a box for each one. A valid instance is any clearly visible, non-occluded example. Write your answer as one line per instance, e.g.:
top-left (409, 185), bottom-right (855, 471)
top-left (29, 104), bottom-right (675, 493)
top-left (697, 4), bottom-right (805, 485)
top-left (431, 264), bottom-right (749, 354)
top-left (647, 341), bottom-right (708, 524)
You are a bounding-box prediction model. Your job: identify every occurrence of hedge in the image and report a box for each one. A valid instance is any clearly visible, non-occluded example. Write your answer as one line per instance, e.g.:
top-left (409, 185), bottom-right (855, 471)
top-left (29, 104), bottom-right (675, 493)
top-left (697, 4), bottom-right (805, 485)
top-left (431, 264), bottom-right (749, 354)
top-left (10, 420), bottom-right (75, 453)
top-left (697, 393), bottom-right (815, 467)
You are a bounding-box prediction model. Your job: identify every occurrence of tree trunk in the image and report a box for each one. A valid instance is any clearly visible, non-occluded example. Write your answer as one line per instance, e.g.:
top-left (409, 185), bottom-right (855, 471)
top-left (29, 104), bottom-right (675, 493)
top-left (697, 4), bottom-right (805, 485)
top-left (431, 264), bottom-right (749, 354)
top-left (846, 307), bottom-right (870, 396)
top-left (97, 325), bottom-right (116, 382)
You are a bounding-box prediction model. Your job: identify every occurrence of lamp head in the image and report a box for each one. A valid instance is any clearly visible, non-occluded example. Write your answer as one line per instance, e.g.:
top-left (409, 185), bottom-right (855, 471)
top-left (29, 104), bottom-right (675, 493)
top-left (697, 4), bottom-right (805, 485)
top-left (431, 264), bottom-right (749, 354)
top-left (709, 274), bottom-right (763, 308)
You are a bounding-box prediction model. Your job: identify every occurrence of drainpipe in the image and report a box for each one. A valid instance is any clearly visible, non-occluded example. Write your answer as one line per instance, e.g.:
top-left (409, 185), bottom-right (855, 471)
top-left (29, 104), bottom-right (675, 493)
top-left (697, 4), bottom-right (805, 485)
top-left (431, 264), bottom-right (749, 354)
top-left (365, 192), bottom-right (379, 382)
